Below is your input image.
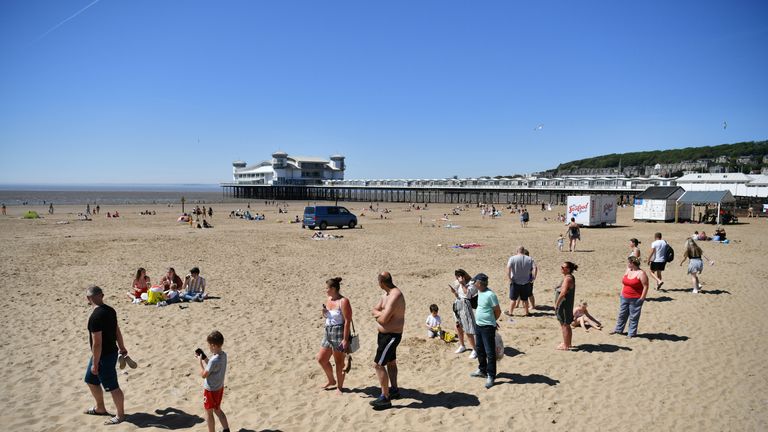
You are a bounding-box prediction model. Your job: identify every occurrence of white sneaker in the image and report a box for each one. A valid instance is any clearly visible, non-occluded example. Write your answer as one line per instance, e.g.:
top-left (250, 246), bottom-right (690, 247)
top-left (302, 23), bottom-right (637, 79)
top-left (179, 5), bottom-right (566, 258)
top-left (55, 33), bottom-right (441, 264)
top-left (692, 289), bottom-right (699, 294)
top-left (468, 350), bottom-right (477, 359)
top-left (454, 345), bottom-right (467, 354)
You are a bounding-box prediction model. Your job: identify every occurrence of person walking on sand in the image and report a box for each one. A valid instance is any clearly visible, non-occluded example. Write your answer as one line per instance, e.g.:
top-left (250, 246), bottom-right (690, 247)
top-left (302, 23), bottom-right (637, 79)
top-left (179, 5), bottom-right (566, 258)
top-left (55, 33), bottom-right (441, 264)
top-left (505, 246), bottom-right (537, 318)
top-left (317, 277), bottom-right (353, 394)
top-left (647, 232), bottom-right (669, 290)
top-left (679, 238), bottom-right (714, 294)
top-left (370, 272), bottom-right (406, 410)
top-left (197, 331), bottom-right (230, 432)
top-left (1, 203), bottom-right (5, 215)
top-left (469, 273), bottom-right (501, 389)
top-left (554, 262), bottom-right (577, 350)
top-left (565, 218), bottom-right (580, 252)
top-left (49, 203), bottom-right (54, 215)
top-left (83, 286), bottom-right (130, 425)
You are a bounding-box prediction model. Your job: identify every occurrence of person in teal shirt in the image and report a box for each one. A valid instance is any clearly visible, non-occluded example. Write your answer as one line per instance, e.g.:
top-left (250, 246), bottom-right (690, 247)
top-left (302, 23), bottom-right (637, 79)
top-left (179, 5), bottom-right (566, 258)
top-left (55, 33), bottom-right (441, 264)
top-left (469, 273), bottom-right (501, 389)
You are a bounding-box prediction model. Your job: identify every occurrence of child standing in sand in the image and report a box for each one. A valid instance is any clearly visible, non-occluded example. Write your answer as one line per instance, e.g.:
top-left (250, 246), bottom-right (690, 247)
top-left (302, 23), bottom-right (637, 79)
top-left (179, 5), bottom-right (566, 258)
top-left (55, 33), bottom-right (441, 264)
top-left (197, 331), bottom-right (230, 432)
top-left (556, 235), bottom-right (564, 252)
top-left (425, 304), bottom-right (442, 338)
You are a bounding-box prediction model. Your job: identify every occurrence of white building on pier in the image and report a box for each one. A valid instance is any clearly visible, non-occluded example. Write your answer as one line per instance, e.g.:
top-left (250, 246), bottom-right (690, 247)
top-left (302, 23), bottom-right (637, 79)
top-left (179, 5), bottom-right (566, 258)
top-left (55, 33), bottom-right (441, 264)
top-left (232, 151), bottom-right (345, 185)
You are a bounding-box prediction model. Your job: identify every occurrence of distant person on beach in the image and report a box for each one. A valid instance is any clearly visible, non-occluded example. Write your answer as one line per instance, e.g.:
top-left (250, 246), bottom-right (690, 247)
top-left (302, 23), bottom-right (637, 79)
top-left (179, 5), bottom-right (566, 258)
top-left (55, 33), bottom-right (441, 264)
top-left (554, 262), bottom-right (577, 350)
top-left (370, 272), bottom-right (405, 409)
top-left (208, 207), bottom-right (213, 218)
top-left (197, 330), bottom-right (230, 432)
top-left (565, 218), bottom-right (580, 252)
top-left (628, 238), bottom-right (642, 259)
top-left (556, 234), bottom-right (564, 252)
top-left (49, 203), bottom-right (54, 215)
top-left (469, 273), bottom-right (501, 389)
top-left (86, 203), bottom-right (91, 215)
top-left (317, 277), bottom-right (352, 394)
top-left (611, 256), bottom-right (649, 338)
top-left (505, 246), bottom-right (537, 318)
top-left (182, 267), bottom-right (207, 302)
top-left (571, 301), bottom-right (602, 331)
top-left (647, 232), bottom-right (669, 290)
top-left (83, 286), bottom-right (128, 425)
top-left (95, 205), bottom-right (100, 215)
top-left (449, 269), bottom-right (477, 357)
top-left (679, 238), bottom-right (714, 294)
top-left (1, 203), bottom-right (5, 215)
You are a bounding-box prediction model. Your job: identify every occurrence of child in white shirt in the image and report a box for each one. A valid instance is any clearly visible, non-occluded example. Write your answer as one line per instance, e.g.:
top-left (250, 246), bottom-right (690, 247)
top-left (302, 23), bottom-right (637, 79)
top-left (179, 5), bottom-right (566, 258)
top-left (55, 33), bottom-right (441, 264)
top-left (425, 304), bottom-right (442, 338)
top-left (556, 234), bottom-right (564, 252)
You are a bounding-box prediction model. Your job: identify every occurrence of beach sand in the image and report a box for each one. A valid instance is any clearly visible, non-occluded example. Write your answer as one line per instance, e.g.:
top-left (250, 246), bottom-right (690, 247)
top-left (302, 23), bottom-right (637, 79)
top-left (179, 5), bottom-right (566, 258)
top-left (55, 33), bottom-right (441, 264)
top-left (0, 202), bottom-right (766, 431)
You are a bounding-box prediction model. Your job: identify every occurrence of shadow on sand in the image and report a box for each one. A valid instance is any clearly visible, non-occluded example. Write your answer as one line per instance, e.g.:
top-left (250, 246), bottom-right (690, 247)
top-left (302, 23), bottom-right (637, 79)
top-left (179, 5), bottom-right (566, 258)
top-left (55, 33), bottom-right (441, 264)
top-left (494, 372), bottom-right (559, 386)
top-left (576, 343), bottom-right (632, 353)
top-left (664, 288), bottom-right (731, 295)
top-left (124, 407), bottom-right (204, 429)
top-left (644, 296), bottom-right (673, 302)
top-left (637, 333), bottom-right (689, 342)
top-left (351, 386), bottom-right (480, 410)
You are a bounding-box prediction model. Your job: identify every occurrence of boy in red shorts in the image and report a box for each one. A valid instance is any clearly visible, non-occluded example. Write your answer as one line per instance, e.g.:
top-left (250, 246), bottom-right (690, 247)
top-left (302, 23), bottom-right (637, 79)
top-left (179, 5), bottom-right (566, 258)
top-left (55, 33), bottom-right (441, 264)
top-left (197, 330), bottom-right (230, 432)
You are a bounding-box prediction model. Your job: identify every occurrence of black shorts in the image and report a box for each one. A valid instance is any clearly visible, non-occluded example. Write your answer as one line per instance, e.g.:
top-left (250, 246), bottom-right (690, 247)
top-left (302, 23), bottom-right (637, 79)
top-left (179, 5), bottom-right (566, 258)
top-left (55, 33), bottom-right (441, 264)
top-left (374, 333), bottom-right (402, 366)
top-left (650, 262), bottom-right (667, 271)
top-left (510, 282), bottom-right (532, 301)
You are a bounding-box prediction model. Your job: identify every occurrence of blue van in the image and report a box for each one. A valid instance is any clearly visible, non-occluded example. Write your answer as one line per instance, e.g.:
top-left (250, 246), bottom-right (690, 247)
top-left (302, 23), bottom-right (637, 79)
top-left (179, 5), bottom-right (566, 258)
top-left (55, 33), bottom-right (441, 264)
top-left (303, 206), bottom-right (357, 230)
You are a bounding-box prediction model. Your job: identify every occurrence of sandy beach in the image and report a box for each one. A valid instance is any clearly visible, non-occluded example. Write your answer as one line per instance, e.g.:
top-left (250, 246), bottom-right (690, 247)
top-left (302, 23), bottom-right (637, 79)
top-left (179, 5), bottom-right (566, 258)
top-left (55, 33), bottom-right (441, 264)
top-left (0, 202), bottom-right (766, 431)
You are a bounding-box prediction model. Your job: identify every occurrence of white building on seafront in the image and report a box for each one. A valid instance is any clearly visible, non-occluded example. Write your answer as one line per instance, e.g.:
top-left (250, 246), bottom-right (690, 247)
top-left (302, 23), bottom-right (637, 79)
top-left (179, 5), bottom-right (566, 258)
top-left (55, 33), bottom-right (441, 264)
top-left (232, 151), bottom-right (345, 185)
top-left (675, 173), bottom-right (768, 198)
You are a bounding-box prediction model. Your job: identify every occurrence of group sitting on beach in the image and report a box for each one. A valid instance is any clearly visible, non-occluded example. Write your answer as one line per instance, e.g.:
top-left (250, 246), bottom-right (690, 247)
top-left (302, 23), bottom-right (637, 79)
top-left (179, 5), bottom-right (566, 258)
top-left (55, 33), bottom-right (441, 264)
top-left (128, 267), bottom-right (209, 306)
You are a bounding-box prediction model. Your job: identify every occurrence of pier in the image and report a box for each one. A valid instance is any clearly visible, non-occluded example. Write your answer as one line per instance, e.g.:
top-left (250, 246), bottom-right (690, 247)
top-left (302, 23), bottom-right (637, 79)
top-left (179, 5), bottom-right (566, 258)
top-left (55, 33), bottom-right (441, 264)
top-left (220, 183), bottom-right (639, 204)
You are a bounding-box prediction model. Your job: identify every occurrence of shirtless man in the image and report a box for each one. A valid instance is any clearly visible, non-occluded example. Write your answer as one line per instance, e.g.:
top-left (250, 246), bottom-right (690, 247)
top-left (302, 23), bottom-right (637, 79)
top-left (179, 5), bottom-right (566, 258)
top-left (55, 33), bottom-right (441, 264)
top-left (370, 271), bottom-right (406, 410)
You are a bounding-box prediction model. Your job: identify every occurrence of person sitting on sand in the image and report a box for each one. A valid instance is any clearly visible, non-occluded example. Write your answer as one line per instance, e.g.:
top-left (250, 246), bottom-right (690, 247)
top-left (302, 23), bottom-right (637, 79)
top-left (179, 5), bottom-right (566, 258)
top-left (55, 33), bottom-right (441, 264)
top-left (202, 220), bottom-right (213, 228)
top-left (425, 304), bottom-right (442, 338)
top-left (163, 283), bottom-right (182, 304)
top-left (182, 267), bottom-right (207, 302)
top-left (571, 301), bottom-right (602, 331)
top-left (127, 268), bottom-right (149, 303)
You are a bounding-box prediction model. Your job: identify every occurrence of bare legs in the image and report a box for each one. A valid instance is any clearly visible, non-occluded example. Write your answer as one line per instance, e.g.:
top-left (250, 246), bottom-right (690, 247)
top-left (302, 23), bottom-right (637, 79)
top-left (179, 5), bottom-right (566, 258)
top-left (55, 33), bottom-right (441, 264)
top-left (649, 270), bottom-right (663, 289)
top-left (508, 300), bottom-right (530, 316)
top-left (88, 384), bottom-right (124, 421)
top-left (572, 316), bottom-right (602, 332)
top-left (557, 324), bottom-right (573, 350)
top-left (691, 273), bottom-right (700, 292)
top-left (318, 347), bottom-right (347, 393)
top-left (374, 360), bottom-right (398, 398)
top-left (205, 408), bottom-right (229, 432)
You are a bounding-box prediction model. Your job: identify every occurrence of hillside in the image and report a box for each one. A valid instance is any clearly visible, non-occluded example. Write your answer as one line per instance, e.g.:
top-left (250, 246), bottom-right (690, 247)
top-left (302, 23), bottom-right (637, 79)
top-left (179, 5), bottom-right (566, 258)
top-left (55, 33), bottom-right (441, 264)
top-left (555, 140), bottom-right (768, 173)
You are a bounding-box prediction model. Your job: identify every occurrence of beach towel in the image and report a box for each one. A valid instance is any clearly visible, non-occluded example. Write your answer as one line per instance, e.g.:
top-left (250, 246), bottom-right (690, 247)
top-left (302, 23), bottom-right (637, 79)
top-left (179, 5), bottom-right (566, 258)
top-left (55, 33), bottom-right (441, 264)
top-left (450, 243), bottom-right (484, 249)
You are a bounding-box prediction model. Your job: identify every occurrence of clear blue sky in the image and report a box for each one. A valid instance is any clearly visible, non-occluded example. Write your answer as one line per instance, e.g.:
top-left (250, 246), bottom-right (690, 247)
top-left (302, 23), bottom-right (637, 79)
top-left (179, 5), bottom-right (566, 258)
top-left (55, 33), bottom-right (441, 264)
top-left (1, 1), bottom-right (767, 184)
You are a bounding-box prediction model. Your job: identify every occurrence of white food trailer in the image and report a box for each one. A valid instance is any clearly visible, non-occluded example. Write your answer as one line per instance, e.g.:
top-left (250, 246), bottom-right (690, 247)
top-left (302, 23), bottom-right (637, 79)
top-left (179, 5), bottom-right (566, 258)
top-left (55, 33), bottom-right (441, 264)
top-left (566, 195), bottom-right (617, 226)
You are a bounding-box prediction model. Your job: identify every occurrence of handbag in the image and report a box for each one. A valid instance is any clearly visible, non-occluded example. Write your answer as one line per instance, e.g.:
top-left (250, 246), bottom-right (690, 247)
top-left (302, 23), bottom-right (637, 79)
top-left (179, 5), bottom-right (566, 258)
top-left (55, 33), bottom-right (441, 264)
top-left (469, 294), bottom-right (478, 309)
top-left (348, 320), bottom-right (359, 353)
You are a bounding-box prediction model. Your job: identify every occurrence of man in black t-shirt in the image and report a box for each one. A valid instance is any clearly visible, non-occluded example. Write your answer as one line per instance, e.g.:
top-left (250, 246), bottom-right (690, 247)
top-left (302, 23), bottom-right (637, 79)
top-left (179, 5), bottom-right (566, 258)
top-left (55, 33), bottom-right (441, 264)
top-left (83, 286), bottom-right (128, 425)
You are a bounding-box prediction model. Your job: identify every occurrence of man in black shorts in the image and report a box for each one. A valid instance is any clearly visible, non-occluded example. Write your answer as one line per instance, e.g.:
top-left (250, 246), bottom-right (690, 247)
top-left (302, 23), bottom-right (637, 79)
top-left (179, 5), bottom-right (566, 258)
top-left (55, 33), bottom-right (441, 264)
top-left (83, 286), bottom-right (129, 425)
top-left (370, 272), bottom-right (406, 410)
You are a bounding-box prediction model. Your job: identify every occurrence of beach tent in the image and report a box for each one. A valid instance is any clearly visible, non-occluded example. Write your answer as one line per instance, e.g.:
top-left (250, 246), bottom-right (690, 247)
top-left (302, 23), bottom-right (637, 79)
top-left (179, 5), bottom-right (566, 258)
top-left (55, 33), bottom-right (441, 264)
top-left (676, 190), bottom-right (736, 224)
top-left (633, 186), bottom-right (688, 222)
top-left (23, 210), bottom-right (40, 219)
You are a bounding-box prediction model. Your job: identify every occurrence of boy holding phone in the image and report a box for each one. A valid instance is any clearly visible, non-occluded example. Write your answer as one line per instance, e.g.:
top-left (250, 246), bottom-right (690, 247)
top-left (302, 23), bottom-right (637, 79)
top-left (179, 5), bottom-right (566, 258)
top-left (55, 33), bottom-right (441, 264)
top-left (197, 330), bottom-right (229, 432)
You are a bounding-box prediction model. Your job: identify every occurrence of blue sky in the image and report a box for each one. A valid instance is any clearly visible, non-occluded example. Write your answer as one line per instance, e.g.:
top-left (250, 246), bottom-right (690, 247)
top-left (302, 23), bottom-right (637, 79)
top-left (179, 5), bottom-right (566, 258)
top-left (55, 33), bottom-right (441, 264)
top-left (1, 1), bottom-right (767, 184)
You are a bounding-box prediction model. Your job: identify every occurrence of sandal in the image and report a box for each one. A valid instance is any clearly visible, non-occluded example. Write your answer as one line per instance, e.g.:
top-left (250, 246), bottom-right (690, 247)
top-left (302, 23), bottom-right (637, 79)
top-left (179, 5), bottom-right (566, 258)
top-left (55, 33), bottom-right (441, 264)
top-left (104, 416), bottom-right (124, 425)
top-left (123, 355), bottom-right (138, 369)
top-left (84, 407), bottom-right (110, 416)
top-left (118, 355), bottom-right (126, 370)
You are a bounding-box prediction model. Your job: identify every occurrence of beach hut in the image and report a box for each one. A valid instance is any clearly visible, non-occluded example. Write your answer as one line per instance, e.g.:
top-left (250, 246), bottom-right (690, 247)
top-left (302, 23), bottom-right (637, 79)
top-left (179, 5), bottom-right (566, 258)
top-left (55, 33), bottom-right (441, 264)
top-left (676, 190), bottom-right (736, 224)
top-left (633, 186), bottom-right (687, 222)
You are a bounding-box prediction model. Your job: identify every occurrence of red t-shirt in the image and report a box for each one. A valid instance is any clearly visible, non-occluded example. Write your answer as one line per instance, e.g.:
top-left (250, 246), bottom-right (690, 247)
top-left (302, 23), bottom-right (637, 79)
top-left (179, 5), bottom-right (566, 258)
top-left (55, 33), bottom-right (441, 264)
top-left (622, 274), bottom-right (644, 299)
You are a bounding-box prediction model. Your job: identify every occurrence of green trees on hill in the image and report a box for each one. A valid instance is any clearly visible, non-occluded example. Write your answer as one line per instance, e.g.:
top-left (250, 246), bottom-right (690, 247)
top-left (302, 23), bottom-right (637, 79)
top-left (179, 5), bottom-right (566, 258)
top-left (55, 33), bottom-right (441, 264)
top-left (556, 140), bottom-right (768, 172)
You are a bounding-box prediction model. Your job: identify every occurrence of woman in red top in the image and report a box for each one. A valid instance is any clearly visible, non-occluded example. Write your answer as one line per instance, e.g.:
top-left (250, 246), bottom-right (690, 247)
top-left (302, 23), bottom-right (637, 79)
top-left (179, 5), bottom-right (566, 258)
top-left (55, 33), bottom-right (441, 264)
top-left (610, 256), bottom-right (649, 338)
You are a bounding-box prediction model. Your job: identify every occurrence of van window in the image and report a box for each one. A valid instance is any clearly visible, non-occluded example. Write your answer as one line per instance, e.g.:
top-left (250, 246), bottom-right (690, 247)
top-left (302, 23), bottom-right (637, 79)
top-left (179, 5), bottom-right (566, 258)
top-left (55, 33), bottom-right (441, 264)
top-left (327, 207), bottom-right (340, 215)
top-left (304, 207), bottom-right (315, 214)
top-left (339, 208), bottom-right (349, 214)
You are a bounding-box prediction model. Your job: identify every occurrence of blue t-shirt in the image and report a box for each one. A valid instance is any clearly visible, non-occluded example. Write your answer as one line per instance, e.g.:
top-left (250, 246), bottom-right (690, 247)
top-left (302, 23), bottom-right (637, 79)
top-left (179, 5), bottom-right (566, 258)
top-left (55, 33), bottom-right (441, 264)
top-left (474, 289), bottom-right (500, 326)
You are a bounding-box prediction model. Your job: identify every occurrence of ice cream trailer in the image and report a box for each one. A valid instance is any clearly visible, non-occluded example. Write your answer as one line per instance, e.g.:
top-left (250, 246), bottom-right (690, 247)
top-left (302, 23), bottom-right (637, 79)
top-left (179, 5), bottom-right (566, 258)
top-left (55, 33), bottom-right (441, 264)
top-left (566, 195), bottom-right (618, 226)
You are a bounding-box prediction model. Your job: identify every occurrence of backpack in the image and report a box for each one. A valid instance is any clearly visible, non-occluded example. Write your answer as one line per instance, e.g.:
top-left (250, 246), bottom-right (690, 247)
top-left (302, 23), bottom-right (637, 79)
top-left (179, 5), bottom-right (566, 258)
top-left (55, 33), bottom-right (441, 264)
top-left (664, 242), bottom-right (674, 263)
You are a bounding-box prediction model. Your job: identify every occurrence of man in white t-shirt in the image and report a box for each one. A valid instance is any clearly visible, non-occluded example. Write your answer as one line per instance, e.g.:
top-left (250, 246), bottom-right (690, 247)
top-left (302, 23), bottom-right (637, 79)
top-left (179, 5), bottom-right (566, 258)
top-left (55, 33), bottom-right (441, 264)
top-left (647, 232), bottom-right (668, 290)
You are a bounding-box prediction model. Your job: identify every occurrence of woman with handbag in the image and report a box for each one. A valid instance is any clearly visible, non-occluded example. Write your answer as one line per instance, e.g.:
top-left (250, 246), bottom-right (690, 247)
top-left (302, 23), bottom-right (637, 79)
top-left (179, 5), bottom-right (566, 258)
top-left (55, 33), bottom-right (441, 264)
top-left (316, 277), bottom-right (353, 394)
top-left (450, 269), bottom-right (478, 359)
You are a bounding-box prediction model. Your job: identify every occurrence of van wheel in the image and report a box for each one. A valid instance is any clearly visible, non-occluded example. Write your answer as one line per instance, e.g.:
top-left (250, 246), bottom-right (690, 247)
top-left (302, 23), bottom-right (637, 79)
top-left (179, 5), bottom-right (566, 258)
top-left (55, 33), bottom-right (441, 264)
top-left (348, 220), bottom-right (356, 229)
top-left (319, 221), bottom-right (328, 230)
